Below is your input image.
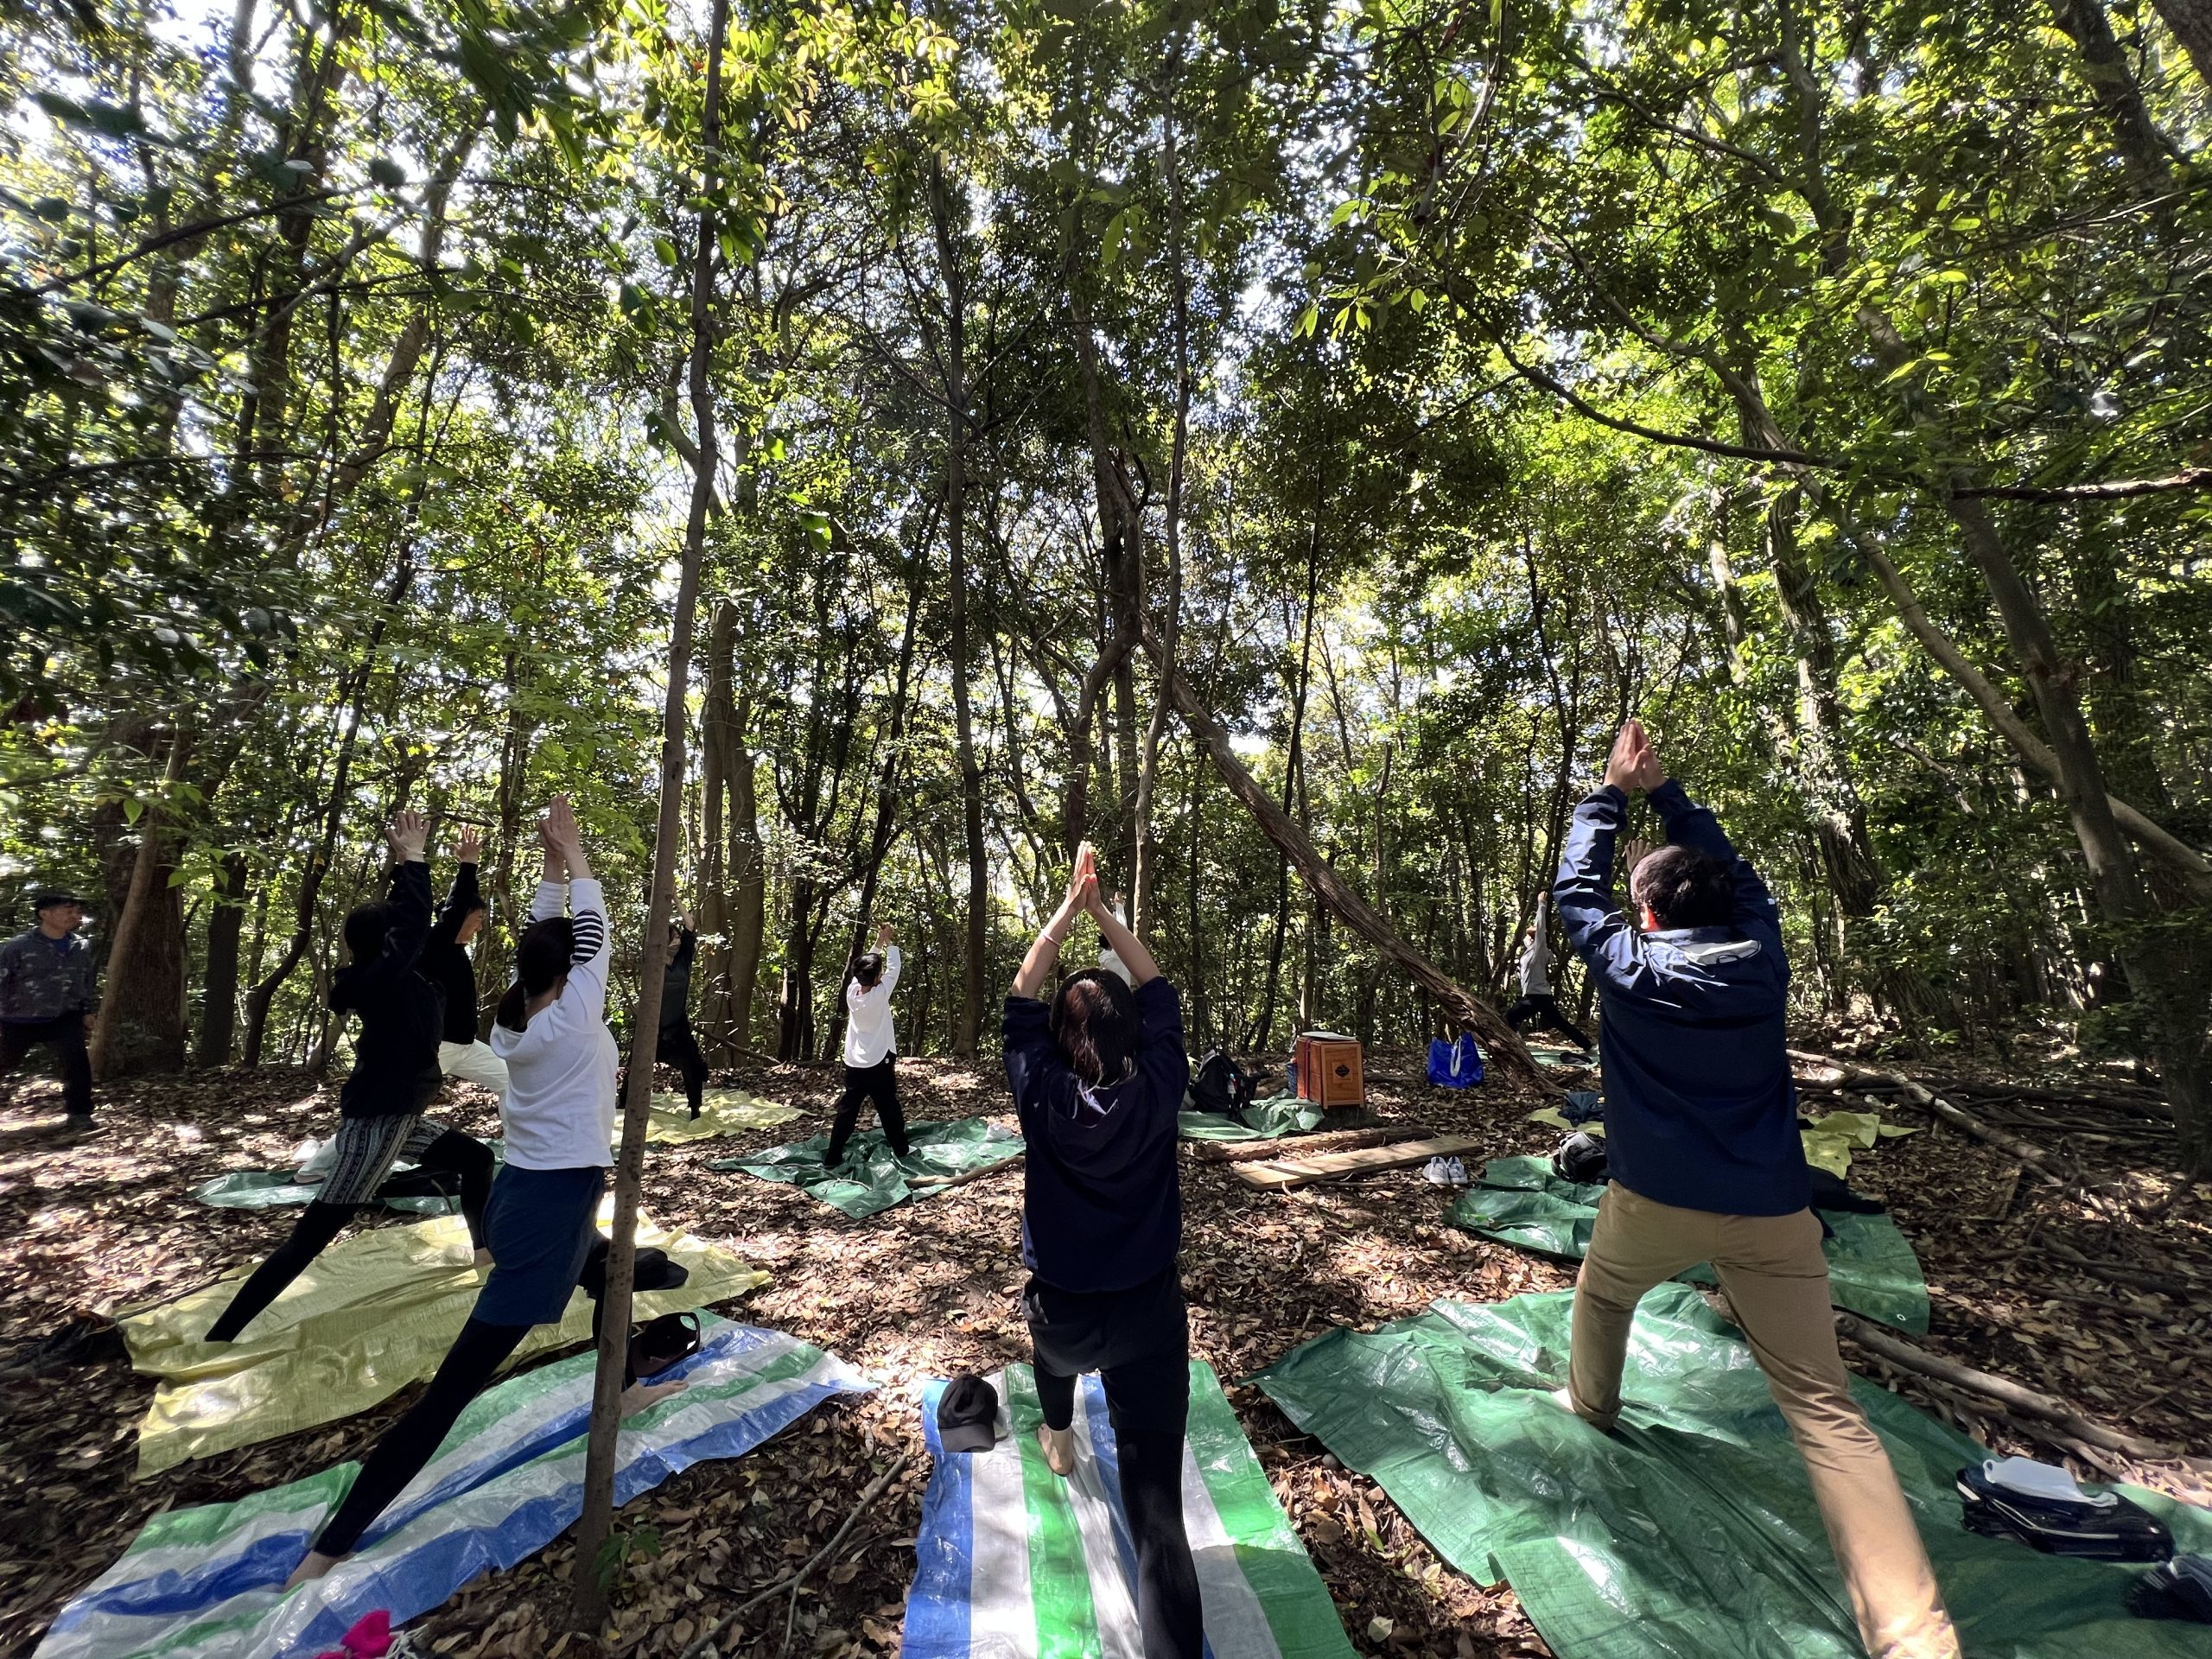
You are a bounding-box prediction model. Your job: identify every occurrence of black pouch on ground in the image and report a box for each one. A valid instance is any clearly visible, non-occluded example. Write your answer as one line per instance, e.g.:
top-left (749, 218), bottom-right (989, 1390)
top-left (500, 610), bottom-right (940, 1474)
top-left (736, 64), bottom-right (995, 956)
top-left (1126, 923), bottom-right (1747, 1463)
top-left (1190, 1051), bottom-right (1254, 1122)
top-left (577, 1242), bottom-right (692, 1300)
top-left (1551, 1131), bottom-right (1609, 1185)
top-left (2130, 1555), bottom-right (2212, 1623)
top-left (1806, 1166), bottom-right (1887, 1213)
top-left (1957, 1460), bottom-right (2175, 1560)
top-left (627, 1310), bottom-right (703, 1381)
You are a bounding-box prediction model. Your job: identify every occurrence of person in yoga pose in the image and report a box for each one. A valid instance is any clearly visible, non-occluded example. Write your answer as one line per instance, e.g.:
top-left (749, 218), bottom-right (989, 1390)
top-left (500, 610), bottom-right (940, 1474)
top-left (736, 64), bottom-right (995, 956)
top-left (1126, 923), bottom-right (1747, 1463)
top-left (286, 797), bottom-right (684, 1586)
top-left (827, 921), bottom-right (908, 1167)
top-left (1004, 842), bottom-right (1199, 1659)
top-left (654, 909), bottom-right (711, 1117)
top-left (421, 825), bottom-right (505, 1096)
top-left (1503, 900), bottom-right (1592, 1052)
top-left (207, 814), bottom-right (495, 1342)
top-left (1554, 721), bottom-right (1958, 1659)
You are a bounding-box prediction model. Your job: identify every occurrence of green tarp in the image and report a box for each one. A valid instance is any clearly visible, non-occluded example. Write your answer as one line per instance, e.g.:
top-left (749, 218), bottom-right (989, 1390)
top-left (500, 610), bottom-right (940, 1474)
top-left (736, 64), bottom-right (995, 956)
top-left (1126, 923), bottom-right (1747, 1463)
top-left (711, 1116), bottom-right (1024, 1218)
top-left (1178, 1096), bottom-right (1325, 1142)
top-left (1255, 1283), bottom-right (2212, 1659)
top-left (1447, 1156), bottom-right (1930, 1334)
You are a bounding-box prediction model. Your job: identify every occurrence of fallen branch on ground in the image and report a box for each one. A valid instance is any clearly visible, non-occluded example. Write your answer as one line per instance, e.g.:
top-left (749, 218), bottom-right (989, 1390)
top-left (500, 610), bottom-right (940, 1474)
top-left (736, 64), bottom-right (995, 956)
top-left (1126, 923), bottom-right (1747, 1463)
top-left (1190, 1124), bottom-right (1429, 1165)
top-left (678, 1450), bottom-right (912, 1659)
top-left (907, 1154), bottom-right (1025, 1192)
top-left (1833, 1312), bottom-right (2170, 1459)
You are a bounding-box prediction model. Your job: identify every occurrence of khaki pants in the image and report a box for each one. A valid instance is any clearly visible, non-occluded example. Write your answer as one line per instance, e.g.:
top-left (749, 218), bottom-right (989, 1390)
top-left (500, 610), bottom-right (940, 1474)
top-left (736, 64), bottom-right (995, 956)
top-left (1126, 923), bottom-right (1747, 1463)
top-left (1569, 1182), bottom-right (1960, 1659)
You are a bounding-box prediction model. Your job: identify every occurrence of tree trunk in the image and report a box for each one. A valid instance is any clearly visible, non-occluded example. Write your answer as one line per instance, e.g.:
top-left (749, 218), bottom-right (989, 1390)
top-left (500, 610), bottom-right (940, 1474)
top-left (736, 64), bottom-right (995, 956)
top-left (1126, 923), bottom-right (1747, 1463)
top-left (697, 600), bottom-right (739, 1053)
top-left (929, 157), bottom-right (989, 1059)
top-left (1147, 636), bottom-right (1541, 1084)
top-left (90, 724), bottom-right (194, 1078)
top-left (194, 849), bottom-right (251, 1066)
top-left (727, 675), bottom-right (765, 1052)
top-left (570, 0), bottom-right (728, 1625)
top-left (2149, 0), bottom-right (2212, 89)
top-left (2048, 0), bottom-right (2177, 188)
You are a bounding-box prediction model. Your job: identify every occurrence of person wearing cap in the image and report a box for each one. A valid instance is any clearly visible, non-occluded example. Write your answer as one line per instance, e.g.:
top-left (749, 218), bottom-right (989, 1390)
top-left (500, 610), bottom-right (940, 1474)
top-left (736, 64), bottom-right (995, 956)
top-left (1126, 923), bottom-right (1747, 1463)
top-left (1553, 720), bottom-right (1958, 1659)
top-left (0, 891), bottom-right (99, 1131)
top-left (1004, 842), bottom-right (1199, 1659)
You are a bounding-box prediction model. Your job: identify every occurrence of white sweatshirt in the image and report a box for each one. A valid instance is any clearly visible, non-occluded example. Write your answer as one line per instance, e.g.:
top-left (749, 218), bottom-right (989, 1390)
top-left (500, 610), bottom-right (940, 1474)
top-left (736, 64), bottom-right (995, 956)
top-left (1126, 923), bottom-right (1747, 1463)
top-left (1097, 901), bottom-right (1135, 985)
top-left (488, 877), bottom-right (616, 1170)
top-left (1518, 908), bottom-right (1553, 996)
top-left (843, 946), bottom-right (901, 1068)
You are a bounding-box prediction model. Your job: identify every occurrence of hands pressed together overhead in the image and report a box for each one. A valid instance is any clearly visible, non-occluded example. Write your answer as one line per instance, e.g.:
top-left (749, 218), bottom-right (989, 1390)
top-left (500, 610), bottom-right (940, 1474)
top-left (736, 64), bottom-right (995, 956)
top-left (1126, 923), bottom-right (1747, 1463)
top-left (537, 794), bottom-right (592, 879)
top-left (1605, 718), bottom-right (1668, 794)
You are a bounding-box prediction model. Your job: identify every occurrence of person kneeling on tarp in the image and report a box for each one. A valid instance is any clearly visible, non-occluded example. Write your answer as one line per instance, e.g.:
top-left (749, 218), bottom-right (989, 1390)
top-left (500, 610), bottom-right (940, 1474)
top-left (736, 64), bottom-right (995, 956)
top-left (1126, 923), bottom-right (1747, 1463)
top-left (287, 797), bottom-right (685, 1586)
top-left (828, 922), bottom-right (910, 1167)
top-left (1004, 842), bottom-right (1200, 1659)
top-left (1553, 720), bottom-right (1959, 1659)
top-left (207, 815), bottom-right (494, 1342)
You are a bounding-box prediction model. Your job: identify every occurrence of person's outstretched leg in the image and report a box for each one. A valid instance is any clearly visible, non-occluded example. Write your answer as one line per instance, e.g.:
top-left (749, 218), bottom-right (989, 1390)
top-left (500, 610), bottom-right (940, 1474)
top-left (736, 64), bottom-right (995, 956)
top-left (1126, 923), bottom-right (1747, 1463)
top-left (1713, 1213), bottom-right (1959, 1659)
top-left (1502, 996), bottom-right (1537, 1033)
top-left (824, 1070), bottom-right (867, 1167)
top-left (49, 1016), bottom-right (93, 1122)
top-left (299, 1317), bottom-right (530, 1573)
top-left (207, 1200), bottom-right (359, 1341)
top-left (1031, 1363), bottom-right (1077, 1474)
top-left (414, 1127), bottom-right (495, 1253)
top-left (869, 1058), bottom-right (910, 1156)
top-left (1538, 998), bottom-right (1595, 1052)
top-left (1103, 1348), bottom-right (1201, 1659)
top-left (1567, 1184), bottom-right (1707, 1427)
top-left (658, 1023), bottom-right (709, 1117)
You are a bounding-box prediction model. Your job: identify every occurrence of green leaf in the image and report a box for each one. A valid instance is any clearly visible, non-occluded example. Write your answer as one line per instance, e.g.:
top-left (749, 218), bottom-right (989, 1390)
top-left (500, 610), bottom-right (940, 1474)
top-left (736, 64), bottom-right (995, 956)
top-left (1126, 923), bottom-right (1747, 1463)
top-left (368, 157), bottom-right (408, 188)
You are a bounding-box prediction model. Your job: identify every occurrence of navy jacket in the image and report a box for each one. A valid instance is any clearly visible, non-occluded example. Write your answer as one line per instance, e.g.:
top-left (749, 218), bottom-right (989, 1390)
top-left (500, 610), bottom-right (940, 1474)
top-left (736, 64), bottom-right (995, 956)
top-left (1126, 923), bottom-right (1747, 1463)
top-left (1553, 780), bottom-right (1808, 1217)
top-left (418, 861), bottom-right (484, 1045)
top-left (329, 860), bottom-right (445, 1119)
top-left (1003, 976), bottom-right (1190, 1293)
top-left (0, 927), bottom-right (96, 1023)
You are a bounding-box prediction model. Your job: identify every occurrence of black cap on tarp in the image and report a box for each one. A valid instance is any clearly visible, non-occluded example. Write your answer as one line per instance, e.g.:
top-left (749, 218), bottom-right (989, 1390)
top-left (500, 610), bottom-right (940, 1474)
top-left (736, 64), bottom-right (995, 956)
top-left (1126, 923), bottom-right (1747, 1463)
top-left (936, 1373), bottom-right (1000, 1454)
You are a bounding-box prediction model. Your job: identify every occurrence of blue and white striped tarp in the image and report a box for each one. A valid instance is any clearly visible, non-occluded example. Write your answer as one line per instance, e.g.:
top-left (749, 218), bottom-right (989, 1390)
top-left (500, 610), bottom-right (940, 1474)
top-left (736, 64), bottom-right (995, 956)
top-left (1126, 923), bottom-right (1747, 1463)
top-left (38, 1321), bottom-right (871, 1659)
top-left (906, 1361), bottom-right (1355, 1659)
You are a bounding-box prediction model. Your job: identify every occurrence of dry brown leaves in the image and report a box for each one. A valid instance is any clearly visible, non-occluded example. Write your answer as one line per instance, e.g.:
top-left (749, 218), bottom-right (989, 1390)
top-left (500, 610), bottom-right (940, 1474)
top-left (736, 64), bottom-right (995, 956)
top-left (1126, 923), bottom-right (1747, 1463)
top-left (2, 1039), bottom-right (2208, 1659)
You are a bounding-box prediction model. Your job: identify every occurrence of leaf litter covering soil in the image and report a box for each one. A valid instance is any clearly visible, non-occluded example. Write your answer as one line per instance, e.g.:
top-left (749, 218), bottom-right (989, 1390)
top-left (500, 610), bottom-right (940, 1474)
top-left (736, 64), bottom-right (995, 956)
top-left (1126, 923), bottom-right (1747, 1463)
top-left (3, 1046), bottom-right (2209, 1659)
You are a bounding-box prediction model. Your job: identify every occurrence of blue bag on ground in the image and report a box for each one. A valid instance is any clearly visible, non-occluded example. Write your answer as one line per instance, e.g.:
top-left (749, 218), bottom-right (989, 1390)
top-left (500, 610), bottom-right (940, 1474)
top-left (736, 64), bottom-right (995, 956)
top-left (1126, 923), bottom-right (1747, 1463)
top-left (1427, 1033), bottom-right (1484, 1088)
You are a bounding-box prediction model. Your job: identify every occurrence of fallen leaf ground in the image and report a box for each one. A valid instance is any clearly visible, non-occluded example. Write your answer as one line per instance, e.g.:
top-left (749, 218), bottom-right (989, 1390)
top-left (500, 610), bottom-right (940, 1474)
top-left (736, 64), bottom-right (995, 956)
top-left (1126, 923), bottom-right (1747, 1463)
top-left (3, 1040), bottom-right (2208, 1659)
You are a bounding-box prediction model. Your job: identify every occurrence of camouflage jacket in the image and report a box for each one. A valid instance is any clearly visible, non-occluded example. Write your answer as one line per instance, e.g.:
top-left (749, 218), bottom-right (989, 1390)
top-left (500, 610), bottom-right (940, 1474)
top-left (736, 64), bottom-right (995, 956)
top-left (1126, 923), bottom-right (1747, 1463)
top-left (0, 928), bottom-right (97, 1022)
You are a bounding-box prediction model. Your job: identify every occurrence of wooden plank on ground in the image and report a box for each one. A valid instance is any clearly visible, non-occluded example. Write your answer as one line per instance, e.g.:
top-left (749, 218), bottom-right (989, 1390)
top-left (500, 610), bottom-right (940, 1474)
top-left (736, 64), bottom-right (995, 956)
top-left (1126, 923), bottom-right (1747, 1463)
top-left (1190, 1124), bottom-right (1430, 1165)
top-left (1232, 1133), bottom-right (1488, 1190)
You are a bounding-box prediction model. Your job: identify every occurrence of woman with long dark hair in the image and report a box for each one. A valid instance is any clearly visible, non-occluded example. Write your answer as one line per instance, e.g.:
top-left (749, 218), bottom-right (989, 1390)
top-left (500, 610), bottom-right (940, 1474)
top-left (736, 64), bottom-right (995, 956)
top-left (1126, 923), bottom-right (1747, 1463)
top-left (1003, 842), bottom-right (1199, 1659)
top-left (284, 796), bottom-right (683, 1586)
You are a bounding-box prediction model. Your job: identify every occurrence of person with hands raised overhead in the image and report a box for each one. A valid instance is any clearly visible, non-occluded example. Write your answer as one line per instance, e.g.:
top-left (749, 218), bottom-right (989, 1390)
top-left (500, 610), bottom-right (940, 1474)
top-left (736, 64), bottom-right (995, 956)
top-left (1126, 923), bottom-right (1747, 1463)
top-left (828, 920), bottom-right (908, 1167)
top-left (285, 796), bottom-right (686, 1588)
top-left (1552, 721), bottom-right (1959, 1659)
top-left (1004, 842), bottom-right (1200, 1659)
top-left (655, 907), bottom-right (712, 1118)
top-left (423, 823), bottom-right (506, 1097)
top-left (206, 811), bottom-right (496, 1343)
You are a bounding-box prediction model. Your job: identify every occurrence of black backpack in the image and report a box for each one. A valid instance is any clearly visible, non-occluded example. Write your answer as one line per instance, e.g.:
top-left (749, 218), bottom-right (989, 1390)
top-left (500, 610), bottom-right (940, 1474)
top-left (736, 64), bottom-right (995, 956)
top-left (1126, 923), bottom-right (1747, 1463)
top-left (629, 1310), bottom-right (704, 1382)
top-left (1957, 1462), bottom-right (2173, 1561)
top-left (1190, 1051), bottom-right (1255, 1121)
top-left (1551, 1132), bottom-right (1609, 1186)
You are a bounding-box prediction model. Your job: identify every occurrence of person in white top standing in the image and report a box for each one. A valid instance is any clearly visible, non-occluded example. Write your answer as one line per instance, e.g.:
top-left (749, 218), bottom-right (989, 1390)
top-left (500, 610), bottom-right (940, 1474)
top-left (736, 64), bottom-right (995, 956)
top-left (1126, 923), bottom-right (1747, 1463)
top-left (285, 796), bottom-right (684, 1586)
top-left (1503, 900), bottom-right (1594, 1052)
top-left (828, 922), bottom-right (910, 1167)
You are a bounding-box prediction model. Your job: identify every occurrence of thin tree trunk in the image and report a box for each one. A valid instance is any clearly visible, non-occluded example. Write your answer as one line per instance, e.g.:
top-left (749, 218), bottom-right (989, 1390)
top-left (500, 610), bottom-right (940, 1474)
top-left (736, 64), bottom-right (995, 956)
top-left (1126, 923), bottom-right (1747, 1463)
top-left (193, 849), bottom-right (251, 1066)
top-left (1253, 498), bottom-right (1322, 1052)
top-left (697, 600), bottom-right (738, 1053)
top-left (929, 157), bottom-right (988, 1058)
top-left (570, 0), bottom-right (728, 1625)
top-left (90, 724), bottom-right (194, 1078)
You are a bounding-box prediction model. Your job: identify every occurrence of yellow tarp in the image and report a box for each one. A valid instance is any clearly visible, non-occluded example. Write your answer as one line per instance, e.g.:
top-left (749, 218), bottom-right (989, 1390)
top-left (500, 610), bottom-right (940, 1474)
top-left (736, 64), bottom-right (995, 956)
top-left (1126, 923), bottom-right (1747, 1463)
top-left (122, 1206), bottom-right (769, 1477)
top-left (645, 1088), bottom-right (801, 1143)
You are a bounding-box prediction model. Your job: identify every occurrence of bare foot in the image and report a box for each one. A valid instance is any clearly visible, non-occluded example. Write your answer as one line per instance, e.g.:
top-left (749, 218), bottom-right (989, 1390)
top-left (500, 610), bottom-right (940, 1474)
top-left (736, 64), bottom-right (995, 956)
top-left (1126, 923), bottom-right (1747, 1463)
top-left (284, 1549), bottom-right (346, 1588)
top-left (620, 1376), bottom-right (689, 1416)
top-left (473, 1248), bottom-right (493, 1269)
top-left (1037, 1423), bottom-right (1075, 1477)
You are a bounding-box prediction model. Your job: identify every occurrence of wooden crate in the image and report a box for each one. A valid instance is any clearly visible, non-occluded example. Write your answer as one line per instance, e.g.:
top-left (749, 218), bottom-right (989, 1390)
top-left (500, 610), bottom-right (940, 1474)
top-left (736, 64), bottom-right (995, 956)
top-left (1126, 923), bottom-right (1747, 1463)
top-left (1294, 1032), bottom-right (1364, 1108)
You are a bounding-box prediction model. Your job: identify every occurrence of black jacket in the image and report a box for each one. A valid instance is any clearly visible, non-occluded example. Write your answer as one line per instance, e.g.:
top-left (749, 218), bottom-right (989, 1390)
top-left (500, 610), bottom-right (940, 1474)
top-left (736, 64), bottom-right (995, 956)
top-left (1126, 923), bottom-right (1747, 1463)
top-left (658, 928), bottom-right (696, 1033)
top-left (1004, 977), bottom-right (1190, 1294)
top-left (419, 862), bottom-right (485, 1045)
top-left (329, 861), bottom-right (444, 1118)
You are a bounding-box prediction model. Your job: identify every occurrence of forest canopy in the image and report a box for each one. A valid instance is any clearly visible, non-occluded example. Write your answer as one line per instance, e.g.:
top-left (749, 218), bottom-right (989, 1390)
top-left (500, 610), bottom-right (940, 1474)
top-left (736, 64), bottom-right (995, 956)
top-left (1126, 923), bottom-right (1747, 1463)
top-left (5, 0), bottom-right (2209, 1166)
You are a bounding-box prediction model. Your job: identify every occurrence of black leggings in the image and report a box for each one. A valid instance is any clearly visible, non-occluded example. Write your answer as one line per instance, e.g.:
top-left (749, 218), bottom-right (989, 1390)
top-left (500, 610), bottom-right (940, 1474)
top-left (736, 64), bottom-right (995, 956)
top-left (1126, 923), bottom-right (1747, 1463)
top-left (657, 1022), bottom-right (710, 1116)
top-left (1504, 993), bottom-right (1593, 1050)
top-left (207, 1131), bottom-right (494, 1344)
top-left (314, 1258), bottom-right (637, 1558)
top-left (1027, 1275), bottom-right (1200, 1659)
top-left (826, 1056), bottom-right (907, 1164)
